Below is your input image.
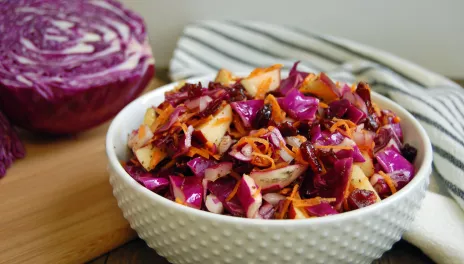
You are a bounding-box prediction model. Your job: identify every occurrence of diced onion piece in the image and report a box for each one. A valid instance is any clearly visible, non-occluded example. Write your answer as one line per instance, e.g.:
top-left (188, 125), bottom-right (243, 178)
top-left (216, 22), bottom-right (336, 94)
top-left (205, 194), bottom-right (224, 214)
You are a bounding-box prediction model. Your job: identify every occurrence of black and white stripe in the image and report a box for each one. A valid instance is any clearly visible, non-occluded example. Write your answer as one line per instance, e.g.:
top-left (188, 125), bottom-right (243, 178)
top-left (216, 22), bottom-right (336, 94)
top-left (169, 20), bottom-right (464, 210)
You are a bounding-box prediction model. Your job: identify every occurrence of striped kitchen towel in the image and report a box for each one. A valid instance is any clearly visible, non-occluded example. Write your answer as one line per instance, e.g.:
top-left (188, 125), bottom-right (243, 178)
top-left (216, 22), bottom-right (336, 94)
top-left (169, 21), bottom-right (464, 263)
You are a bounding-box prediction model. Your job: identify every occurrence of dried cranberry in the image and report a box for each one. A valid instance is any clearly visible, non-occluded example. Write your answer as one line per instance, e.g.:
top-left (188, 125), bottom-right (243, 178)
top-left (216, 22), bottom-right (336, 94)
top-left (198, 98), bottom-right (223, 118)
top-left (253, 104), bottom-right (272, 129)
top-left (300, 141), bottom-right (322, 174)
top-left (226, 86), bottom-right (247, 102)
top-left (347, 189), bottom-right (377, 210)
top-left (187, 82), bottom-right (204, 98)
top-left (318, 119), bottom-right (336, 131)
top-left (364, 114), bottom-right (380, 132)
top-left (296, 121), bottom-right (312, 138)
top-left (326, 99), bottom-right (350, 119)
top-left (317, 149), bottom-right (339, 169)
top-left (277, 121), bottom-right (298, 137)
top-left (401, 144), bottom-right (417, 163)
top-left (355, 82), bottom-right (373, 113)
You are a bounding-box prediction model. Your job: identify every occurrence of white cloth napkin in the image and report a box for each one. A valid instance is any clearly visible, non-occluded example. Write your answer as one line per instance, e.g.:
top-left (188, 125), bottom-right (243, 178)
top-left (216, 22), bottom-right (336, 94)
top-left (168, 20), bottom-right (464, 263)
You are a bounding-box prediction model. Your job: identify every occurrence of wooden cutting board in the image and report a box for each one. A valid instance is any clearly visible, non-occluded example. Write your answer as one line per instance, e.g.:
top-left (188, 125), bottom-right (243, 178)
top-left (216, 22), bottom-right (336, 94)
top-left (0, 78), bottom-right (166, 264)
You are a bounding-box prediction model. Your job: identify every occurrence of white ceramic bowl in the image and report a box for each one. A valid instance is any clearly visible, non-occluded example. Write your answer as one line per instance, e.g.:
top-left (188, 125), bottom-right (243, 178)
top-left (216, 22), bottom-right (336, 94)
top-left (106, 75), bottom-right (433, 264)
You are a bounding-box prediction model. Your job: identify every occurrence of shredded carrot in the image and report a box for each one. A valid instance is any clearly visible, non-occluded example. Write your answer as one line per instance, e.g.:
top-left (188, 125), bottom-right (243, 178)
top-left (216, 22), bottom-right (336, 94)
top-left (315, 145), bottom-right (354, 150)
top-left (289, 197), bottom-right (336, 208)
top-left (175, 197), bottom-right (185, 205)
top-left (277, 184), bottom-right (299, 219)
top-left (214, 117), bottom-right (232, 126)
top-left (351, 84), bottom-right (357, 93)
top-left (229, 171), bottom-right (241, 181)
top-left (226, 180), bottom-right (241, 201)
top-left (280, 141), bottom-right (296, 158)
top-left (393, 116), bottom-right (401, 123)
top-left (138, 125), bottom-right (147, 139)
top-left (130, 157), bottom-right (141, 166)
top-left (264, 94), bottom-right (285, 122)
top-left (333, 118), bottom-right (356, 128)
top-left (228, 130), bottom-right (243, 138)
top-left (187, 146), bottom-right (210, 159)
top-left (252, 187), bottom-right (262, 198)
top-left (330, 119), bottom-right (355, 138)
top-left (232, 114), bottom-right (247, 136)
top-left (295, 135), bottom-right (308, 143)
top-left (180, 123), bottom-right (188, 134)
top-left (238, 137), bottom-right (270, 154)
top-left (150, 147), bottom-right (167, 169)
top-left (151, 104), bottom-right (174, 132)
top-left (248, 64), bottom-right (283, 78)
top-left (379, 171), bottom-right (397, 194)
top-left (292, 147), bottom-right (308, 165)
top-left (336, 127), bottom-right (352, 139)
top-left (255, 77), bottom-right (272, 100)
top-left (188, 115), bottom-right (213, 128)
top-left (249, 128), bottom-right (269, 138)
top-left (180, 112), bottom-right (197, 123)
top-left (343, 198), bottom-right (350, 211)
top-left (372, 102), bottom-right (381, 117)
top-left (280, 188), bottom-right (291, 195)
top-left (318, 102), bottom-right (329, 109)
top-left (251, 152), bottom-right (276, 169)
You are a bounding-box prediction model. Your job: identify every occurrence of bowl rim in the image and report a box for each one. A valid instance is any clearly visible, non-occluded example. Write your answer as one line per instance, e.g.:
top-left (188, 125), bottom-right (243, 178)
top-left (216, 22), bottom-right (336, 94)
top-left (106, 74), bottom-right (433, 225)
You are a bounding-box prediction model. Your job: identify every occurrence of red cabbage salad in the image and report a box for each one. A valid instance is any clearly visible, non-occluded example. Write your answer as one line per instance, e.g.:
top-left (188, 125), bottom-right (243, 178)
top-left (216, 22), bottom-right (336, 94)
top-left (123, 62), bottom-right (418, 219)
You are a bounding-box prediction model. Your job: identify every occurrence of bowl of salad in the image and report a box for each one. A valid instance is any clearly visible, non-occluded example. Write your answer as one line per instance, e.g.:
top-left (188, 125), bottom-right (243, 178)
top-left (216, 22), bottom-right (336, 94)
top-left (106, 63), bottom-right (432, 264)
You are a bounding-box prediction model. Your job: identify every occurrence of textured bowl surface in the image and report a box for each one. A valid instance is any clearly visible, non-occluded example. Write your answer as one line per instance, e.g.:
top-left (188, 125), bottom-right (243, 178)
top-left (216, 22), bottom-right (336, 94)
top-left (106, 75), bottom-right (433, 264)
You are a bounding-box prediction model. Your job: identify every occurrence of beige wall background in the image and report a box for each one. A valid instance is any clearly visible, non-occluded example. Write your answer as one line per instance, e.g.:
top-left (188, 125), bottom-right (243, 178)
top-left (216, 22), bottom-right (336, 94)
top-left (121, 0), bottom-right (464, 78)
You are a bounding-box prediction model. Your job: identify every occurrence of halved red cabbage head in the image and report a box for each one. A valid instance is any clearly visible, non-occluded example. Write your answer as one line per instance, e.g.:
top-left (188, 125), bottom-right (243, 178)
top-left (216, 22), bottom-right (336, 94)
top-left (0, 112), bottom-right (25, 177)
top-left (277, 89), bottom-right (319, 121)
top-left (0, 0), bottom-right (154, 133)
top-left (230, 100), bottom-right (264, 128)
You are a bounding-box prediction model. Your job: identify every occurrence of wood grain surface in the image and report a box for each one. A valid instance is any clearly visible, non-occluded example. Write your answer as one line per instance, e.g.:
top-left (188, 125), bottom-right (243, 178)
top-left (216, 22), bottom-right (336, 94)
top-left (0, 79), bottom-right (164, 264)
top-left (3, 71), bottom-right (458, 264)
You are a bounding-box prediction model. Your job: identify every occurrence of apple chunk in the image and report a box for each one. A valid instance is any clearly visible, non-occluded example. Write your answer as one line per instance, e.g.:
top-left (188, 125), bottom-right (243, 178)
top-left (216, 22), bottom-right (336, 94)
top-left (349, 165), bottom-right (381, 202)
top-left (215, 69), bottom-right (235, 85)
top-left (240, 67), bottom-right (281, 97)
top-left (134, 144), bottom-right (167, 171)
top-left (354, 151), bottom-right (375, 177)
top-left (300, 73), bottom-right (338, 102)
top-left (249, 164), bottom-right (307, 193)
top-left (197, 104), bottom-right (232, 145)
top-left (237, 174), bottom-right (262, 218)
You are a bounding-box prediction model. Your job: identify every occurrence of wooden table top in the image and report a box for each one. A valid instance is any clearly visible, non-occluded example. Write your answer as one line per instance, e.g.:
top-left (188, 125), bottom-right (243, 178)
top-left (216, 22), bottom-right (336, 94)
top-left (5, 69), bottom-right (461, 264)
